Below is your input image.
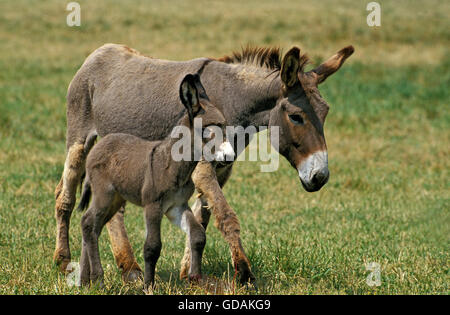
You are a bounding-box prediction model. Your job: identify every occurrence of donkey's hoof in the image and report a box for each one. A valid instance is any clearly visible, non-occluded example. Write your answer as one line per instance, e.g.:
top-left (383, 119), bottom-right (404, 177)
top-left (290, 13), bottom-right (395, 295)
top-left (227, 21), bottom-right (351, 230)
top-left (239, 273), bottom-right (256, 287)
top-left (180, 265), bottom-right (189, 280)
top-left (237, 261), bottom-right (256, 285)
top-left (122, 268), bottom-right (143, 283)
top-left (188, 274), bottom-right (202, 283)
top-left (239, 270), bottom-right (256, 285)
top-left (244, 280), bottom-right (258, 293)
top-left (53, 253), bottom-right (71, 274)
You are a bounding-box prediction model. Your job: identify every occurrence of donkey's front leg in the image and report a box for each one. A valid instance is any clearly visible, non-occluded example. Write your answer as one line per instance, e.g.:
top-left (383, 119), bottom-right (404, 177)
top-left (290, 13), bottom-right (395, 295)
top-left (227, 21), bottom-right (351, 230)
top-left (182, 160), bottom-right (255, 284)
top-left (143, 203), bottom-right (163, 290)
top-left (106, 206), bottom-right (142, 283)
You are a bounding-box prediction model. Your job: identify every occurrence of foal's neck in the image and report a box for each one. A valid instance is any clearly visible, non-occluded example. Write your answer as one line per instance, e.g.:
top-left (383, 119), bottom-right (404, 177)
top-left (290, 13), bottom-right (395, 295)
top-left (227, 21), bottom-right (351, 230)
top-left (153, 114), bottom-right (200, 185)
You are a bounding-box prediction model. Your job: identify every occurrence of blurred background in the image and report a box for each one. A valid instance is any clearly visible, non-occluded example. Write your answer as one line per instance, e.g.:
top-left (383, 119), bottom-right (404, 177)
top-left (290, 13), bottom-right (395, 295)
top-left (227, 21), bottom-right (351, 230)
top-left (0, 0), bottom-right (448, 294)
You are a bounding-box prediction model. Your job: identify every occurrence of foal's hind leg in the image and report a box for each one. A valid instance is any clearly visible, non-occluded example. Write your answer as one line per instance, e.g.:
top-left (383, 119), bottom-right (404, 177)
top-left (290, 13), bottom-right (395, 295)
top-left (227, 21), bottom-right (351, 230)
top-left (167, 206), bottom-right (206, 281)
top-left (180, 197), bottom-right (209, 280)
top-left (106, 206), bottom-right (142, 283)
top-left (54, 142), bottom-right (85, 272)
top-left (81, 189), bottom-right (124, 286)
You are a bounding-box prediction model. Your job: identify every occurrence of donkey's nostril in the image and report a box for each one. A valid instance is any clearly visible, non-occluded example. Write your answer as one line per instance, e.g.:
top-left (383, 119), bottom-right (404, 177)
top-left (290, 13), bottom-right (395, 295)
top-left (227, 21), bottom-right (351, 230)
top-left (312, 168), bottom-right (329, 185)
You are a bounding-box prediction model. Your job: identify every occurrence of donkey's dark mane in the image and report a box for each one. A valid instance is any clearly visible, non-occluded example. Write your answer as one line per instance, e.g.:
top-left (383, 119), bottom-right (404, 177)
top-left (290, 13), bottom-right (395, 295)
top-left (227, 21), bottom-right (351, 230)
top-left (217, 45), bottom-right (310, 72)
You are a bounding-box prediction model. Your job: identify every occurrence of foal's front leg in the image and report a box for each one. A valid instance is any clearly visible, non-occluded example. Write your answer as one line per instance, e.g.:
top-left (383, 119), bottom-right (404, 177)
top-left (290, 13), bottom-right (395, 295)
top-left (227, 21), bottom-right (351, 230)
top-left (79, 237), bottom-right (91, 286)
top-left (143, 203), bottom-right (163, 289)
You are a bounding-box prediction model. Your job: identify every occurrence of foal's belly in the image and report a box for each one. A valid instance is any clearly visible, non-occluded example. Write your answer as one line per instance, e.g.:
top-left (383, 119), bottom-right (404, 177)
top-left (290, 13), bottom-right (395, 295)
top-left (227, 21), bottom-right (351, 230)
top-left (162, 181), bottom-right (196, 233)
top-left (161, 181), bottom-right (196, 214)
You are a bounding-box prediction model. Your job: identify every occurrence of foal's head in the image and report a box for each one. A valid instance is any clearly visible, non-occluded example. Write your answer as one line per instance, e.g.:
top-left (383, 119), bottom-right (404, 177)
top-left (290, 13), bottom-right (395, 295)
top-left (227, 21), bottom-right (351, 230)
top-left (179, 74), bottom-right (235, 162)
top-left (269, 46), bottom-right (354, 192)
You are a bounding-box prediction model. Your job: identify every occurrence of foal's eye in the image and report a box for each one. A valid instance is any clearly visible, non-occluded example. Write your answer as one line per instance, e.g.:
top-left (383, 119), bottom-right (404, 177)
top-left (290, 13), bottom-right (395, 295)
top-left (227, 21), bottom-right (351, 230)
top-left (289, 114), bottom-right (304, 126)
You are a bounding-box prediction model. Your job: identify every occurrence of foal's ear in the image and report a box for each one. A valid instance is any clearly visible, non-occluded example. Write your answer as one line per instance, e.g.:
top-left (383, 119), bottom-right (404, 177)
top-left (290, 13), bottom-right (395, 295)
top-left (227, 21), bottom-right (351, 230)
top-left (180, 74), bottom-right (201, 123)
top-left (310, 45), bottom-right (354, 84)
top-left (281, 47), bottom-right (301, 89)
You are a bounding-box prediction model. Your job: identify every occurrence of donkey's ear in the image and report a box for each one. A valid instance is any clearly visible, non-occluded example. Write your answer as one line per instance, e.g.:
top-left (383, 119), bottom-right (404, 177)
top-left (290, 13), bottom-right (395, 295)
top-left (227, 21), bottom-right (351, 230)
top-left (180, 74), bottom-right (201, 123)
top-left (281, 47), bottom-right (301, 88)
top-left (310, 45), bottom-right (354, 84)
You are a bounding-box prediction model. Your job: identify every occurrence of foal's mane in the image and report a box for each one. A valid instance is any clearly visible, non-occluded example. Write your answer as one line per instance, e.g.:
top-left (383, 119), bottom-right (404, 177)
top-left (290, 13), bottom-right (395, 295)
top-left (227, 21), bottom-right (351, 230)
top-left (217, 45), bottom-right (310, 72)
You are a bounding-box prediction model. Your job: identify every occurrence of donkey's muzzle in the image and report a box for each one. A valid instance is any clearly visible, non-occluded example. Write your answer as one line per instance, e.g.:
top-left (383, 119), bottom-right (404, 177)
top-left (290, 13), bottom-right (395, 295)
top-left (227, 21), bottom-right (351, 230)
top-left (301, 168), bottom-right (329, 192)
top-left (297, 151), bottom-right (329, 192)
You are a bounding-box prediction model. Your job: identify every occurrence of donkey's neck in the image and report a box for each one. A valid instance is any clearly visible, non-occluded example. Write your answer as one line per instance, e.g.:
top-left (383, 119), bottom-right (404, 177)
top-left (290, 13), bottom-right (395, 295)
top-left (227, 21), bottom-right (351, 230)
top-left (203, 61), bottom-right (281, 128)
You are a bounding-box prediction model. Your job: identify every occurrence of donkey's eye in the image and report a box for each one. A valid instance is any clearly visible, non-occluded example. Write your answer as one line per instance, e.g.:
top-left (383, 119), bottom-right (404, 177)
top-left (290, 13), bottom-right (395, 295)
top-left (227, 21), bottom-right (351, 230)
top-left (289, 114), bottom-right (304, 126)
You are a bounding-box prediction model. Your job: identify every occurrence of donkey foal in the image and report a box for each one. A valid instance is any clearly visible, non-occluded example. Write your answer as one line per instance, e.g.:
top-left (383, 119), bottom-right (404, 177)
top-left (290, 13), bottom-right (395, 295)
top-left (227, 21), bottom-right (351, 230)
top-left (78, 74), bottom-right (234, 288)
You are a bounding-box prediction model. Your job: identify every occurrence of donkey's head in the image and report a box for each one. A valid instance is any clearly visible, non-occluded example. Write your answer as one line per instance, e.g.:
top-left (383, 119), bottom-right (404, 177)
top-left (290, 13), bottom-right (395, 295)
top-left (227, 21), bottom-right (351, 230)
top-left (179, 74), bottom-right (235, 162)
top-left (269, 46), bottom-right (354, 192)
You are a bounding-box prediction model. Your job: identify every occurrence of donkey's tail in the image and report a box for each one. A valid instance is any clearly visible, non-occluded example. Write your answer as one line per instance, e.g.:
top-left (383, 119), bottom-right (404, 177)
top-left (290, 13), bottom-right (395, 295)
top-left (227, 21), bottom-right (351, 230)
top-left (77, 176), bottom-right (92, 212)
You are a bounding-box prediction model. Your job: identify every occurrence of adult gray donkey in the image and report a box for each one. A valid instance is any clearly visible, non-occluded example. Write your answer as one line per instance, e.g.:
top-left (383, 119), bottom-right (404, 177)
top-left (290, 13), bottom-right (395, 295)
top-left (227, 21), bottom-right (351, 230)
top-left (54, 43), bottom-right (354, 284)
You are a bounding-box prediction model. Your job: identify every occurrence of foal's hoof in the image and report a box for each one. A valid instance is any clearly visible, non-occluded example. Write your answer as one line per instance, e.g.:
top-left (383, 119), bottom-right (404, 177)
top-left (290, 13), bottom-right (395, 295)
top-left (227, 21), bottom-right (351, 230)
top-left (122, 268), bottom-right (143, 283)
top-left (80, 277), bottom-right (104, 289)
top-left (80, 277), bottom-right (91, 287)
top-left (90, 278), bottom-right (105, 289)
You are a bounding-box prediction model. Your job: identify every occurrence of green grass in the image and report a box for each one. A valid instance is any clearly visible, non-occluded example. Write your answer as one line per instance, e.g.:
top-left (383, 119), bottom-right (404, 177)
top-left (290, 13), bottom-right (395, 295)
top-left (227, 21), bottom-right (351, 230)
top-left (0, 0), bottom-right (449, 294)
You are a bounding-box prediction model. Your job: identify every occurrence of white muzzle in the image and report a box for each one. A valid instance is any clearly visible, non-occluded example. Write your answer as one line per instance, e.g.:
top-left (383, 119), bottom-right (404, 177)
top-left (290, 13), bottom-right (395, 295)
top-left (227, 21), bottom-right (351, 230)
top-left (214, 141), bottom-right (235, 162)
top-left (297, 150), bottom-right (329, 192)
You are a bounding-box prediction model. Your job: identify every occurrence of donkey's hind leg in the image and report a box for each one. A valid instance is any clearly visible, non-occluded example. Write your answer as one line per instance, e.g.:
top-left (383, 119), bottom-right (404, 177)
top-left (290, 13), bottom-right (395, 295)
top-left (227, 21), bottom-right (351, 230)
top-left (54, 142), bottom-right (86, 272)
top-left (106, 206), bottom-right (143, 283)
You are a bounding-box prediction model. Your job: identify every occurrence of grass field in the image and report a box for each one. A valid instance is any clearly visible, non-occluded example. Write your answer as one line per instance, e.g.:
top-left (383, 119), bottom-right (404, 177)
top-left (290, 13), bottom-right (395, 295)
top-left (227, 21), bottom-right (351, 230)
top-left (0, 0), bottom-right (448, 294)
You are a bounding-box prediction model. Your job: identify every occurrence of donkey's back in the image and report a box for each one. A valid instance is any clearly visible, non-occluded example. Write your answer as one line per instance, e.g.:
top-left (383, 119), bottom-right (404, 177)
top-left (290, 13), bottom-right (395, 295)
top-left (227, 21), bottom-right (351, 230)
top-left (66, 43), bottom-right (210, 147)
